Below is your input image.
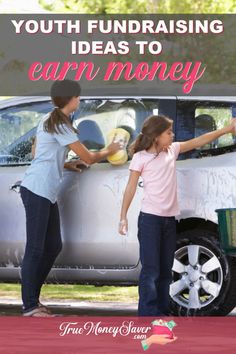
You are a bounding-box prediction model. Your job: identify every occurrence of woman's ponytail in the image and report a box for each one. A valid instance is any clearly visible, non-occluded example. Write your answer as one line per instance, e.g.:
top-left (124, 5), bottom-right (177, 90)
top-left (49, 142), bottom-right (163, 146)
top-left (44, 79), bottom-right (81, 134)
top-left (44, 107), bottom-right (76, 134)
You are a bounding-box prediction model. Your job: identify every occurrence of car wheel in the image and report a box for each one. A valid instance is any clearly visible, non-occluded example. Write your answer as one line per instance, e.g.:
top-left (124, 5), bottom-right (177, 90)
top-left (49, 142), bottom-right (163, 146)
top-left (170, 229), bottom-right (236, 316)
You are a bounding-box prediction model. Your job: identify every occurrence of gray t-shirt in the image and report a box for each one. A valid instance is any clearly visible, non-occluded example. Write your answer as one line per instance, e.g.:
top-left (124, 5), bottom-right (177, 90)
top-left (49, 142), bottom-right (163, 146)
top-left (21, 114), bottom-right (79, 203)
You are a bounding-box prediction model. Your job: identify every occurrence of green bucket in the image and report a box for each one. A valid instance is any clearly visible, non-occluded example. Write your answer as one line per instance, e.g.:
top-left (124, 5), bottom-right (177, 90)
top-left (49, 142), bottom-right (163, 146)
top-left (215, 208), bottom-right (236, 255)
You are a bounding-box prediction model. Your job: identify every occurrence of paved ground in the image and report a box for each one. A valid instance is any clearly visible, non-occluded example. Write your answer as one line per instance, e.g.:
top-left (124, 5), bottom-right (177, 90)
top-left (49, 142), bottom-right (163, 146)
top-left (0, 299), bottom-right (138, 316)
top-left (0, 299), bottom-right (235, 316)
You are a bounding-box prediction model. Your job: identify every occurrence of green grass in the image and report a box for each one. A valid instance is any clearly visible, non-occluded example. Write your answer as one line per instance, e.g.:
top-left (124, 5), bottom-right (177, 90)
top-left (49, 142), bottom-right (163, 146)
top-left (0, 283), bottom-right (138, 302)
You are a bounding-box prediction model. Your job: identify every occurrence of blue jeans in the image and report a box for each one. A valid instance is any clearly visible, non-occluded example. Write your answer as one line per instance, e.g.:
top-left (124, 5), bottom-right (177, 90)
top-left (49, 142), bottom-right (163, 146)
top-left (20, 186), bottom-right (62, 313)
top-left (137, 211), bottom-right (176, 316)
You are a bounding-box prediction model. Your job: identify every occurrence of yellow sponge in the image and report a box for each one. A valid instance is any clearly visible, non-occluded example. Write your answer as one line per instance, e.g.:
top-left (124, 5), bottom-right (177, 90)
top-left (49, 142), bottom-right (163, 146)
top-left (107, 128), bottom-right (130, 165)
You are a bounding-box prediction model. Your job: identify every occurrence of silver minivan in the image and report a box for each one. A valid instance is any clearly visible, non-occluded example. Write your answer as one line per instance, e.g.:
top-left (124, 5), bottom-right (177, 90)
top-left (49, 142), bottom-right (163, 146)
top-left (0, 95), bottom-right (236, 316)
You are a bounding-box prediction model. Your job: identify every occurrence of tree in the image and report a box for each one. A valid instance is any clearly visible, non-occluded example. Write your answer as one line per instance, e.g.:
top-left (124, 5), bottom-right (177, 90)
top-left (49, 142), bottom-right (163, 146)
top-left (39, 0), bottom-right (236, 13)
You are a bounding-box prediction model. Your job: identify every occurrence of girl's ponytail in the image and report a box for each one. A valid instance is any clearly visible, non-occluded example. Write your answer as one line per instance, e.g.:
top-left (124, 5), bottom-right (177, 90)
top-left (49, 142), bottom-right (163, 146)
top-left (129, 115), bottom-right (173, 156)
top-left (129, 133), bottom-right (153, 156)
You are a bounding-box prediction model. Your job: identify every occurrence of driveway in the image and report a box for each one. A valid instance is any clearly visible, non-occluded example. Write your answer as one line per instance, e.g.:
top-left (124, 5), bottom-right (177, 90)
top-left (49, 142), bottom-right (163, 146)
top-left (0, 299), bottom-right (137, 316)
top-left (0, 299), bottom-right (236, 316)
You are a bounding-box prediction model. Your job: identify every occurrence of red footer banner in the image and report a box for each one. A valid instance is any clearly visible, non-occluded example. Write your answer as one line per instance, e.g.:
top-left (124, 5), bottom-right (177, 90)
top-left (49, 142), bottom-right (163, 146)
top-left (0, 316), bottom-right (235, 354)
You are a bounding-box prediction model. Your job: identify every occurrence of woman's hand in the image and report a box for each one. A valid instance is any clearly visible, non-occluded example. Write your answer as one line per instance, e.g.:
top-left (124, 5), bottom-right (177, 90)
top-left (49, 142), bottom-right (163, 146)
top-left (69, 139), bottom-right (121, 165)
top-left (107, 140), bottom-right (122, 155)
top-left (31, 136), bottom-right (36, 159)
top-left (64, 160), bottom-right (90, 172)
top-left (119, 218), bottom-right (128, 235)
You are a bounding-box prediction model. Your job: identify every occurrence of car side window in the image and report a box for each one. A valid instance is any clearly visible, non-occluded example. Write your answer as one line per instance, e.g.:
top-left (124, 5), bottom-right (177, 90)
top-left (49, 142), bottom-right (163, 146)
top-left (176, 100), bottom-right (236, 160)
top-left (195, 106), bottom-right (235, 150)
top-left (0, 101), bottom-right (52, 165)
top-left (72, 99), bottom-right (159, 161)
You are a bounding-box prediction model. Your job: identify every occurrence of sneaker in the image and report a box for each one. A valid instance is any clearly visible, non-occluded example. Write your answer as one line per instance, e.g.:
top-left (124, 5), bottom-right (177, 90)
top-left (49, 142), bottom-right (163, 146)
top-left (23, 307), bottom-right (56, 317)
top-left (38, 302), bottom-right (52, 314)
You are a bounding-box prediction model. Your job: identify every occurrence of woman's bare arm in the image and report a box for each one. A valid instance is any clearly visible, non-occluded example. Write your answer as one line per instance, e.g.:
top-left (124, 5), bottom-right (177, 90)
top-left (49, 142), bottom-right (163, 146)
top-left (69, 140), bottom-right (120, 164)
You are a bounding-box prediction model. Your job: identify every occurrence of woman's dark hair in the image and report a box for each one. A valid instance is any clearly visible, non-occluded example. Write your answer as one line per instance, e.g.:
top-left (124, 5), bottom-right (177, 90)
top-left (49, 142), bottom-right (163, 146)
top-left (44, 80), bottom-right (81, 134)
top-left (129, 115), bottom-right (173, 156)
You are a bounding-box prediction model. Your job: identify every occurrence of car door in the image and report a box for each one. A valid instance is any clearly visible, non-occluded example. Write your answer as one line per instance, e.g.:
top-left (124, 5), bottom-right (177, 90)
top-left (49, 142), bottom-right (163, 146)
top-left (175, 98), bottom-right (236, 220)
top-left (0, 99), bottom-right (52, 271)
top-left (0, 96), bottom-right (176, 276)
top-left (170, 97), bottom-right (236, 316)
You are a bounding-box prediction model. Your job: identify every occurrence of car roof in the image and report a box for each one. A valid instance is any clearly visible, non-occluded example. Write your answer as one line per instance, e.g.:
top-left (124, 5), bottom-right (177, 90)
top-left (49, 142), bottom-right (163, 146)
top-left (0, 96), bottom-right (51, 109)
top-left (0, 95), bottom-right (236, 109)
top-left (177, 96), bottom-right (236, 102)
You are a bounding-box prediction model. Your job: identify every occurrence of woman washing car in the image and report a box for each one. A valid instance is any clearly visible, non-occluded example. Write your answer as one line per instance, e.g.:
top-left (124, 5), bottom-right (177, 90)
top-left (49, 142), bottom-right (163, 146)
top-left (20, 79), bottom-right (120, 317)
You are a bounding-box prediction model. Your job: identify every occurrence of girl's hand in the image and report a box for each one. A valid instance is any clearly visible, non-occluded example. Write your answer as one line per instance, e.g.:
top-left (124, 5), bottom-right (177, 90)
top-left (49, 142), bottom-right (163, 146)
top-left (119, 218), bottom-right (128, 235)
top-left (64, 160), bottom-right (90, 172)
top-left (226, 118), bottom-right (236, 134)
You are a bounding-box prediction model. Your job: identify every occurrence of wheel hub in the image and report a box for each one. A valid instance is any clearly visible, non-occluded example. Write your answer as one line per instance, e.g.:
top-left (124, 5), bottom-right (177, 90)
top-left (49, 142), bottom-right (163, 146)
top-left (185, 264), bottom-right (206, 284)
top-left (170, 244), bottom-right (223, 310)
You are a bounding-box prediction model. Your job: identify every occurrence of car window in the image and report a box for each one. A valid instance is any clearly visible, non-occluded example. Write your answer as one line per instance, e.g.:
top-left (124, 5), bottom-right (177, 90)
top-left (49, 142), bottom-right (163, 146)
top-left (195, 106), bottom-right (235, 150)
top-left (176, 100), bottom-right (236, 160)
top-left (0, 98), bottom-right (162, 165)
top-left (0, 101), bottom-right (52, 165)
top-left (72, 99), bottom-right (159, 161)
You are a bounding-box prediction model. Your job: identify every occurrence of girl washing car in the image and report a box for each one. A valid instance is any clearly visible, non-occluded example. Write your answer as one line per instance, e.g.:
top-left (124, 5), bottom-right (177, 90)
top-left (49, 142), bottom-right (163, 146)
top-left (119, 114), bottom-right (236, 316)
top-left (20, 80), bottom-right (120, 317)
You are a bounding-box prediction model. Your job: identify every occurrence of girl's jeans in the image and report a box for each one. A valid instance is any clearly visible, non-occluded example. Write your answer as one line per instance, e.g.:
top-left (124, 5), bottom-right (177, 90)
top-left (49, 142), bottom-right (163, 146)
top-left (20, 186), bottom-right (62, 313)
top-left (138, 211), bottom-right (176, 316)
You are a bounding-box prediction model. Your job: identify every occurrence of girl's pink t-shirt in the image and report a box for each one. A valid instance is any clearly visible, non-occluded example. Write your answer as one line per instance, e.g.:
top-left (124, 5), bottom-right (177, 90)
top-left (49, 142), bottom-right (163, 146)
top-left (129, 142), bottom-right (180, 217)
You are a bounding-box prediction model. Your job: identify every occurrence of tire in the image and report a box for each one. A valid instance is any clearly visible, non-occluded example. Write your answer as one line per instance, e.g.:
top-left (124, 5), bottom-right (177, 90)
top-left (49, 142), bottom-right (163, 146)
top-left (170, 228), bottom-right (236, 316)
